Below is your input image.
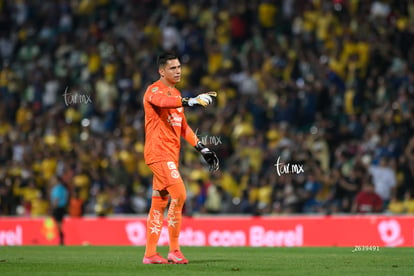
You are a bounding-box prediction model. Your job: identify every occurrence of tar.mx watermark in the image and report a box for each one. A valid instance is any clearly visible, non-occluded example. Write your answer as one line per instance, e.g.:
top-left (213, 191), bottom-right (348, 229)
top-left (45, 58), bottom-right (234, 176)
top-left (62, 86), bottom-right (92, 106)
top-left (195, 128), bottom-right (222, 146)
top-left (274, 156), bottom-right (304, 176)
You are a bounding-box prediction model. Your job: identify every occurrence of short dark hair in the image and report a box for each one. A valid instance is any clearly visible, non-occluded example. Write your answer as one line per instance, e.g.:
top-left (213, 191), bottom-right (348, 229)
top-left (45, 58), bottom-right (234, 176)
top-left (157, 52), bottom-right (178, 68)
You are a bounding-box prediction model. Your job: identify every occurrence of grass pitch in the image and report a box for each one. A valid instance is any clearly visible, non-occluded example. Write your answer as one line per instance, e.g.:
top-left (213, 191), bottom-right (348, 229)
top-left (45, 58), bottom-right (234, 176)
top-left (0, 246), bottom-right (413, 275)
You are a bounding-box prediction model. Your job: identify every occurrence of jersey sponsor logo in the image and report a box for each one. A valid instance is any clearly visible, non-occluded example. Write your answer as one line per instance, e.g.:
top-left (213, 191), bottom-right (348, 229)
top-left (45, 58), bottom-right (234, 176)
top-left (167, 113), bottom-right (182, 127)
top-left (168, 199), bottom-right (179, 227)
top-left (167, 161), bottom-right (177, 170)
top-left (166, 162), bottom-right (180, 179)
top-left (170, 170), bottom-right (180, 179)
top-left (149, 210), bottom-right (162, 235)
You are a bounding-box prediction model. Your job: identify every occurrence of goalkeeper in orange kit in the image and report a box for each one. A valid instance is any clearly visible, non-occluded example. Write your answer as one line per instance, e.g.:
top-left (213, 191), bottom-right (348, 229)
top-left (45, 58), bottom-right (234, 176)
top-left (142, 52), bottom-right (219, 264)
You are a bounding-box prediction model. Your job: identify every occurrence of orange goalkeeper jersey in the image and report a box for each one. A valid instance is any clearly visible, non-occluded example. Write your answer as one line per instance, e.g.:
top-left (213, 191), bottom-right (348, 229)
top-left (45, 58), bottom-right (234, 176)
top-left (143, 80), bottom-right (198, 165)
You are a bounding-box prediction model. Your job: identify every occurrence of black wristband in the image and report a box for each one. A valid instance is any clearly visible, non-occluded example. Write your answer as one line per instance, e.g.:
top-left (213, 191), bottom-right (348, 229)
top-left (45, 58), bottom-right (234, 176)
top-left (181, 97), bottom-right (189, 107)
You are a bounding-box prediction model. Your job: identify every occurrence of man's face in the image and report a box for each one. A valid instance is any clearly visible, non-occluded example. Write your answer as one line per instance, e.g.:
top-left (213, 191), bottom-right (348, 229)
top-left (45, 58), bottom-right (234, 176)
top-left (159, 58), bottom-right (181, 85)
top-left (363, 184), bottom-right (374, 193)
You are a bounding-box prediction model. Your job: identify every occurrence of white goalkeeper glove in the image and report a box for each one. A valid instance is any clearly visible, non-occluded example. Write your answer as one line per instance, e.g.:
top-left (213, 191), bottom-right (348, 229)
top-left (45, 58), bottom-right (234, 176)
top-left (182, 92), bottom-right (217, 107)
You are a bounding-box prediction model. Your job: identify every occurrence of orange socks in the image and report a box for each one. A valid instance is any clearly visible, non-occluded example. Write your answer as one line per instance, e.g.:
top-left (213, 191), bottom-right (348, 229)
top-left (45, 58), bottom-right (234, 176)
top-left (144, 196), bottom-right (168, 257)
top-left (145, 182), bottom-right (186, 256)
top-left (166, 182), bottom-right (187, 252)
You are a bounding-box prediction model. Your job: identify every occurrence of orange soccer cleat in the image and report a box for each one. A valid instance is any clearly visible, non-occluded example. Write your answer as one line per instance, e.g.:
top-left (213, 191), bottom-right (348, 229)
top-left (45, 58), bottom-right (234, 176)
top-left (142, 253), bottom-right (168, 264)
top-left (168, 250), bottom-right (189, 264)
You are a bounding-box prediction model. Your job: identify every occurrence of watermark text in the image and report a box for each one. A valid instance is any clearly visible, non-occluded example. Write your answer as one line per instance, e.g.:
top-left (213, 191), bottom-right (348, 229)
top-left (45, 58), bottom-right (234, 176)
top-left (195, 128), bottom-right (222, 146)
top-left (274, 156), bottom-right (304, 176)
top-left (63, 86), bottom-right (92, 106)
top-left (352, 245), bottom-right (380, 252)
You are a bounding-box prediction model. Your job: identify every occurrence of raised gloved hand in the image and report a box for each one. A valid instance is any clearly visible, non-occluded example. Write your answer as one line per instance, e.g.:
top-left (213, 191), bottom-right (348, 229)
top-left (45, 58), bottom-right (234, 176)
top-left (195, 141), bottom-right (219, 172)
top-left (182, 92), bottom-right (217, 107)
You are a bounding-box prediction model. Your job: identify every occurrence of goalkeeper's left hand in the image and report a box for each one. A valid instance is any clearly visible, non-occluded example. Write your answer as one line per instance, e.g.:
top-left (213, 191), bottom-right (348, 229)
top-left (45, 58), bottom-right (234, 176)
top-left (182, 92), bottom-right (217, 107)
top-left (195, 141), bottom-right (219, 171)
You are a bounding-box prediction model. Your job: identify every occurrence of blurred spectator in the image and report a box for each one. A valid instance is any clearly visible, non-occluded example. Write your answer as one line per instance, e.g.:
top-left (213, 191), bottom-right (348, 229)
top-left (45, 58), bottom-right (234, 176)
top-left (324, 169), bottom-right (345, 213)
top-left (388, 189), bottom-right (414, 214)
top-left (368, 157), bottom-right (397, 208)
top-left (204, 184), bottom-right (224, 214)
top-left (299, 171), bottom-right (322, 213)
top-left (94, 186), bottom-right (112, 217)
top-left (113, 185), bottom-right (135, 214)
top-left (351, 179), bottom-right (383, 214)
top-left (30, 189), bottom-right (49, 217)
top-left (14, 177), bottom-right (40, 216)
top-left (68, 188), bottom-right (84, 218)
top-left (404, 190), bottom-right (414, 214)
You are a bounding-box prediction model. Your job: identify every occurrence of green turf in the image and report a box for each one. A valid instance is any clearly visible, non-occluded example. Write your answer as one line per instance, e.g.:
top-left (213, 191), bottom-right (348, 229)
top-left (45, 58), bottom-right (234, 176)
top-left (0, 246), bottom-right (413, 275)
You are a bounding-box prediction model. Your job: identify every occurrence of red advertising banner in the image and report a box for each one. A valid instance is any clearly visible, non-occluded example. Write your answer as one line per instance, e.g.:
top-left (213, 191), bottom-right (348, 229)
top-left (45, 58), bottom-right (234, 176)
top-left (0, 216), bottom-right (413, 247)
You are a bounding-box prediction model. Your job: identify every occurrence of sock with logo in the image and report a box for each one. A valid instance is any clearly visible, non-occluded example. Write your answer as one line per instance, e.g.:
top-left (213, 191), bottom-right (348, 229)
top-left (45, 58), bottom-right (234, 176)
top-left (144, 196), bottom-right (169, 257)
top-left (166, 182), bottom-right (187, 252)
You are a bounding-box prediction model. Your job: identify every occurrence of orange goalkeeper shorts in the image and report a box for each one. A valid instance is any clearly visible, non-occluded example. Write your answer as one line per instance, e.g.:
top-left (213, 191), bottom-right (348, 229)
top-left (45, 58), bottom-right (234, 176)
top-left (148, 161), bottom-right (184, 191)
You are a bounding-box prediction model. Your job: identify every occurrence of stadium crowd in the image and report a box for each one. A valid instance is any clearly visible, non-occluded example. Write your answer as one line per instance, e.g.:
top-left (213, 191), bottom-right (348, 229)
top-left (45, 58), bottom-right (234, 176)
top-left (1, 0), bottom-right (414, 217)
